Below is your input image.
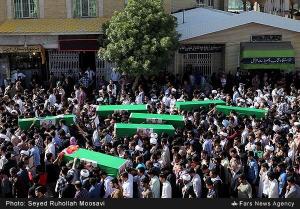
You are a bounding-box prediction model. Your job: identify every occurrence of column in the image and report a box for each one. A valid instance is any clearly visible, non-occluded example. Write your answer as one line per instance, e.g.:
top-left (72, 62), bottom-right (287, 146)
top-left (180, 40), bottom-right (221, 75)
top-left (99, 0), bottom-right (104, 17)
top-left (66, 0), bottom-right (72, 18)
top-left (7, 0), bottom-right (12, 19)
top-left (39, 0), bottom-right (45, 18)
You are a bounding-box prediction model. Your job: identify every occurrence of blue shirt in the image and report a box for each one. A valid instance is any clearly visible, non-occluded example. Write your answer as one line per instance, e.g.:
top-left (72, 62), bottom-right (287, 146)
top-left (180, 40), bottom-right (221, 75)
top-left (247, 159), bottom-right (258, 183)
top-left (279, 172), bottom-right (287, 196)
top-left (88, 185), bottom-right (100, 199)
top-left (203, 139), bottom-right (213, 156)
top-left (30, 146), bottom-right (41, 166)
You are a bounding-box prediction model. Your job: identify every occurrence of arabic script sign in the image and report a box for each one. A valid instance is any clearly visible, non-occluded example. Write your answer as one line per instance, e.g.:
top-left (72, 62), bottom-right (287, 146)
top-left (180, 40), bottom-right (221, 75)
top-left (242, 57), bottom-right (295, 65)
top-left (0, 45), bottom-right (42, 54)
top-left (179, 44), bottom-right (223, 53)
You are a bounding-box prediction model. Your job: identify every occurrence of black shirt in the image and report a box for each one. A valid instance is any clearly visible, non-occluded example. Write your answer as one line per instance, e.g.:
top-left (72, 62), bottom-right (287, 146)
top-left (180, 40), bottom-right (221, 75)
top-left (61, 183), bottom-right (76, 198)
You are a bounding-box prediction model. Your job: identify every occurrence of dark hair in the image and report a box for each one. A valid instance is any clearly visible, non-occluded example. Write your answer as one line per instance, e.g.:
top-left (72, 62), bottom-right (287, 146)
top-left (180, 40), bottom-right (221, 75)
top-left (267, 171), bottom-right (275, 180)
top-left (159, 173), bottom-right (167, 179)
top-left (35, 186), bottom-right (47, 194)
top-left (239, 173), bottom-right (246, 181)
top-left (121, 172), bottom-right (129, 179)
top-left (66, 175), bottom-right (73, 183)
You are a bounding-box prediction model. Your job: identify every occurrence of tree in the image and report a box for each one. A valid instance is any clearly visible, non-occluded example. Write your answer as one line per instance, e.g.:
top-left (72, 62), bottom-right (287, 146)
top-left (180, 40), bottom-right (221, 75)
top-left (98, 0), bottom-right (180, 76)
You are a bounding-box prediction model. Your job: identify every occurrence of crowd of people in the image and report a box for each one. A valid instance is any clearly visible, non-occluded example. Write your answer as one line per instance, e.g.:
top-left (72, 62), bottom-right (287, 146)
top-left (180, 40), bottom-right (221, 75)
top-left (0, 68), bottom-right (300, 199)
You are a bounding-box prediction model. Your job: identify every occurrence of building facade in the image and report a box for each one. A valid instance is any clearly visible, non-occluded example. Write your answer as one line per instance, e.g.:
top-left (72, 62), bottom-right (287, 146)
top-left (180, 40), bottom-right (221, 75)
top-left (227, 0), bottom-right (300, 18)
top-left (173, 8), bottom-right (300, 77)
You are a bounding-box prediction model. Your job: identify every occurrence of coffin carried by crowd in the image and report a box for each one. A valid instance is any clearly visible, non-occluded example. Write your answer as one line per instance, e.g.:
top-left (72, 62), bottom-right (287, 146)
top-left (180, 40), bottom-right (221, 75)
top-left (129, 113), bottom-right (185, 128)
top-left (63, 146), bottom-right (127, 177)
top-left (18, 114), bottom-right (76, 130)
top-left (175, 100), bottom-right (226, 111)
top-left (114, 123), bottom-right (175, 137)
top-left (216, 105), bottom-right (268, 119)
top-left (96, 104), bottom-right (148, 117)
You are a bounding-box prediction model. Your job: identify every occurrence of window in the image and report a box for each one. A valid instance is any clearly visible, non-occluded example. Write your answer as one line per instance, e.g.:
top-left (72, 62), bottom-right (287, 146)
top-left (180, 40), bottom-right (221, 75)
top-left (14, 0), bottom-right (38, 19)
top-left (73, 0), bottom-right (97, 18)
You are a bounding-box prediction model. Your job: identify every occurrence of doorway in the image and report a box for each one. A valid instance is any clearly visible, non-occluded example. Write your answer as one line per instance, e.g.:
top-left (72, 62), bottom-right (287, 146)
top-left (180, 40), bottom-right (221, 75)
top-left (79, 51), bottom-right (96, 72)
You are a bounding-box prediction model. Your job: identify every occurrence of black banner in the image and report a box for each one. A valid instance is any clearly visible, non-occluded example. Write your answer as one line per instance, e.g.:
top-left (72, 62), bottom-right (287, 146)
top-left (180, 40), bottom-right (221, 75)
top-left (179, 44), bottom-right (223, 53)
top-left (251, 35), bottom-right (282, 42)
top-left (241, 57), bottom-right (295, 65)
top-left (0, 199), bottom-right (299, 209)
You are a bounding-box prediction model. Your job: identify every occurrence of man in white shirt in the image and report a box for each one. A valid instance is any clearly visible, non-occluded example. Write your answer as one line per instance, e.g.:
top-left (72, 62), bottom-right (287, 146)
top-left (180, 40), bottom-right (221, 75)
top-left (149, 168), bottom-right (160, 198)
top-left (121, 172), bottom-right (133, 198)
top-left (44, 136), bottom-right (56, 161)
top-left (267, 171), bottom-right (279, 198)
top-left (159, 173), bottom-right (172, 198)
top-left (100, 171), bottom-right (113, 198)
top-left (161, 138), bottom-right (171, 169)
top-left (188, 168), bottom-right (202, 198)
top-left (48, 89), bottom-right (56, 107)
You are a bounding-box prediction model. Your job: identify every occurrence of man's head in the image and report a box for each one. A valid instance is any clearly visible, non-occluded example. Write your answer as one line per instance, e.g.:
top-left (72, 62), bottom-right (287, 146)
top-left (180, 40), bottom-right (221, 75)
top-left (35, 186), bottom-right (46, 198)
top-left (159, 173), bottom-right (167, 183)
top-left (121, 172), bottom-right (129, 182)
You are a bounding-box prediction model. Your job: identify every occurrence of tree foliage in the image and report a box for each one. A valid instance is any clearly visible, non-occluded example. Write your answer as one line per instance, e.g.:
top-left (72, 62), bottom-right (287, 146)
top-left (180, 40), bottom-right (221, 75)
top-left (98, 0), bottom-right (180, 75)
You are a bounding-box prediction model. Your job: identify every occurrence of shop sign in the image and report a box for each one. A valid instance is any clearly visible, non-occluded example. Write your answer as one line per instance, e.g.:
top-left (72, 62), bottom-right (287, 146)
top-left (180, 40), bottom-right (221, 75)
top-left (251, 35), bottom-right (282, 42)
top-left (179, 44), bottom-right (223, 53)
top-left (0, 45), bottom-right (46, 64)
top-left (0, 45), bottom-right (41, 54)
top-left (242, 57), bottom-right (295, 64)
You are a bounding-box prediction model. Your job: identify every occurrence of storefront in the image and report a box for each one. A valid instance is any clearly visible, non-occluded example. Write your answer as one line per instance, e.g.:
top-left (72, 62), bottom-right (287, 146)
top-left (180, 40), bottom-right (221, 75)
top-left (0, 17), bottom-right (109, 85)
top-left (0, 45), bottom-right (46, 85)
top-left (240, 41), bottom-right (295, 72)
top-left (173, 8), bottom-right (300, 76)
top-left (178, 44), bottom-right (225, 77)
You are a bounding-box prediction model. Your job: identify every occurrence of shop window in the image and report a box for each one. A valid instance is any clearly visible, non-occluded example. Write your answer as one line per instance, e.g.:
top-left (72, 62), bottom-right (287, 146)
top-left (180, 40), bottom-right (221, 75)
top-left (73, 0), bottom-right (97, 18)
top-left (14, 0), bottom-right (39, 19)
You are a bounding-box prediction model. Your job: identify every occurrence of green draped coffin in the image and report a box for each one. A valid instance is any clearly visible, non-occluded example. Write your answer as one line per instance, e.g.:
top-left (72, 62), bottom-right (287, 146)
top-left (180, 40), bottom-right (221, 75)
top-left (216, 105), bottom-right (268, 119)
top-left (96, 104), bottom-right (148, 117)
top-left (18, 114), bottom-right (76, 130)
top-left (175, 100), bottom-right (226, 111)
top-left (63, 148), bottom-right (126, 177)
top-left (114, 123), bottom-right (175, 137)
top-left (129, 113), bottom-right (185, 128)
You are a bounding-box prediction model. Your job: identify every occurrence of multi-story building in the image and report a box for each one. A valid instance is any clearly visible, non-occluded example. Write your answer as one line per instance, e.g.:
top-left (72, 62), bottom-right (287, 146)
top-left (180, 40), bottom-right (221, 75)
top-left (0, 0), bottom-right (180, 83)
top-left (227, 0), bottom-right (300, 18)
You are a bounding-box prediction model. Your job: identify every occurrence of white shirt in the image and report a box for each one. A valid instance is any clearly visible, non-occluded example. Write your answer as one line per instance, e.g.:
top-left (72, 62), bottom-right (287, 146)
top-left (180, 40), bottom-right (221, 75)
top-left (150, 176), bottom-right (160, 198)
top-left (45, 142), bottom-right (56, 161)
top-left (122, 179), bottom-right (133, 198)
top-left (48, 94), bottom-right (56, 106)
top-left (268, 179), bottom-right (279, 198)
top-left (192, 174), bottom-right (202, 198)
top-left (161, 181), bottom-right (172, 198)
top-left (104, 176), bottom-right (113, 198)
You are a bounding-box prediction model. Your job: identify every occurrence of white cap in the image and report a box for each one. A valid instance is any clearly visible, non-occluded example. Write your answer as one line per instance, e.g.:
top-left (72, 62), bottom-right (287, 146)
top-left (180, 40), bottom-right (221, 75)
top-left (182, 174), bottom-right (191, 181)
top-left (212, 90), bottom-right (217, 94)
top-left (80, 169), bottom-right (90, 178)
top-left (265, 145), bottom-right (274, 152)
top-left (150, 138), bottom-right (157, 145)
top-left (135, 145), bottom-right (144, 152)
top-left (273, 125), bottom-right (281, 132)
top-left (20, 150), bottom-right (29, 156)
top-left (150, 133), bottom-right (158, 139)
top-left (220, 131), bottom-right (228, 137)
top-left (171, 88), bottom-right (177, 93)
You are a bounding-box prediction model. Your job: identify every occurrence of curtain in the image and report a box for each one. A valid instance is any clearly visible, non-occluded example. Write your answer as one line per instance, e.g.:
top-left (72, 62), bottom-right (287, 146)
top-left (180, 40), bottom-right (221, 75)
top-left (89, 0), bottom-right (97, 17)
top-left (73, 0), bottom-right (81, 18)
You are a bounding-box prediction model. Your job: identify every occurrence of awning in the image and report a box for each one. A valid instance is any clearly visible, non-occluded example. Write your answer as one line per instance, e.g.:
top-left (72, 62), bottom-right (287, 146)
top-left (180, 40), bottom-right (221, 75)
top-left (0, 45), bottom-right (46, 64)
top-left (59, 35), bottom-right (100, 51)
top-left (0, 18), bottom-right (109, 35)
top-left (240, 42), bottom-right (295, 70)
